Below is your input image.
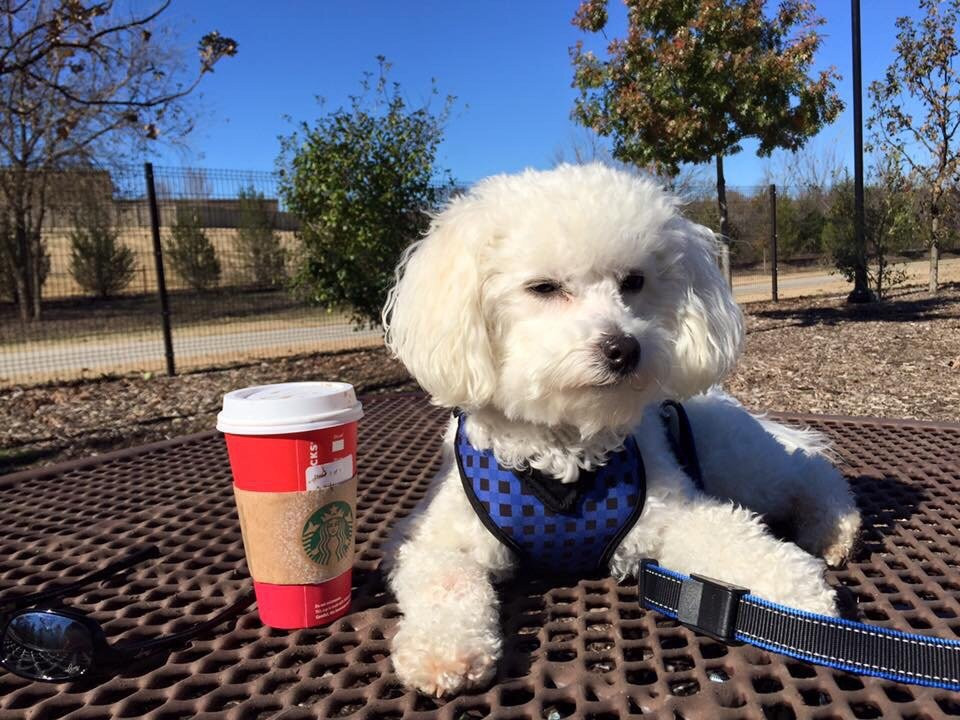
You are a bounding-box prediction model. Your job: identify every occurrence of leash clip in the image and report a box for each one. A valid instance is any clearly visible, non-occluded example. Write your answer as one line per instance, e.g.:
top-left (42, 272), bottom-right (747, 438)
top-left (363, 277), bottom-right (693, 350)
top-left (677, 573), bottom-right (749, 643)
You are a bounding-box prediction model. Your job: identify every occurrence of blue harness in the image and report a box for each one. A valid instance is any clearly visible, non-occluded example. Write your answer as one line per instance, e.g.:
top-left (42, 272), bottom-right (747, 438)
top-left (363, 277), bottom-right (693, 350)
top-left (455, 402), bottom-right (703, 576)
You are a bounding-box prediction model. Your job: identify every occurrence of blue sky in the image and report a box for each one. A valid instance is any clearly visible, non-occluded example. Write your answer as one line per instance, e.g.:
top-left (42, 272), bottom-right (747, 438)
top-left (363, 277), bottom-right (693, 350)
top-left (153, 1), bottom-right (926, 189)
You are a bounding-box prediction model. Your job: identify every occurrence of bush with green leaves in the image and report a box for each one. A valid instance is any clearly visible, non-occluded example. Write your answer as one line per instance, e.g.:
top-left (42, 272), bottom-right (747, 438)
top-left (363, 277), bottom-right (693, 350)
top-left (822, 168), bottom-right (915, 299)
top-left (278, 57), bottom-right (454, 326)
top-left (69, 201), bottom-right (136, 298)
top-left (236, 186), bottom-right (286, 288)
top-left (777, 193), bottom-right (828, 257)
top-left (167, 207), bottom-right (221, 291)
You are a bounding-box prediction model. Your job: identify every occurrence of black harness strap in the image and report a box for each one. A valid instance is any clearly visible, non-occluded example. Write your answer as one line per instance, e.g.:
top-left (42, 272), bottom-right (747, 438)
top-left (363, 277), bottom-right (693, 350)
top-left (660, 400), bottom-right (704, 491)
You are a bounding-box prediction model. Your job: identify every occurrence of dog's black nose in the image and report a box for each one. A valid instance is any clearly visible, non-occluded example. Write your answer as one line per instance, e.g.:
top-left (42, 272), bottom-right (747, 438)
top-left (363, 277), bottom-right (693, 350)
top-left (600, 333), bottom-right (640, 374)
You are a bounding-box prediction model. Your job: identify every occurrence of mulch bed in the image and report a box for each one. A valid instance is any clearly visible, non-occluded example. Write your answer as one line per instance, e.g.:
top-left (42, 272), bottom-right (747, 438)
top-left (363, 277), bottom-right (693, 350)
top-left (727, 283), bottom-right (960, 421)
top-left (3, 283), bottom-right (959, 475)
top-left (0, 349), bottom-right (417, 475)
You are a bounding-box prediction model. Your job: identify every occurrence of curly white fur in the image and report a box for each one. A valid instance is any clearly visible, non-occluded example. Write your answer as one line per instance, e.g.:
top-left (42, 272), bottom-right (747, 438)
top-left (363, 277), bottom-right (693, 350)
top-left (382, 164), bottom-right (861, 696)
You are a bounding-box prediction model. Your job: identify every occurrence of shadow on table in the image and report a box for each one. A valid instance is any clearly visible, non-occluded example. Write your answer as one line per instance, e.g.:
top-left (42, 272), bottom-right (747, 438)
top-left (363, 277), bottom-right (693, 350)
top-left (764, 469), bottom-right (929, 562)
top-left (846, 471), bottom-right (930, 559)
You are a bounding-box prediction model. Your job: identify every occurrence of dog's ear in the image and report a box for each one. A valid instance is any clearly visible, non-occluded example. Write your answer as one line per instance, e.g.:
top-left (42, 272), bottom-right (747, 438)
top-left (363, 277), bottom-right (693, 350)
top-left (383, 200), bottom-right (496, 409)
top-left (667, 220), bottom-right (744, 397)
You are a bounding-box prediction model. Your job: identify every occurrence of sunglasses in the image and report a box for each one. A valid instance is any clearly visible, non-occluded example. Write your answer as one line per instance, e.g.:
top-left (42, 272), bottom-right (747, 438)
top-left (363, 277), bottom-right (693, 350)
top-left (0, 544), bottom-right (254, 682)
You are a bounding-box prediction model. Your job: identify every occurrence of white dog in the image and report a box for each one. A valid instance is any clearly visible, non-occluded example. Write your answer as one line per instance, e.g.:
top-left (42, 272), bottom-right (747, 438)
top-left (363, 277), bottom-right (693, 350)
top-left (381, 163), bottom-right (861, 697)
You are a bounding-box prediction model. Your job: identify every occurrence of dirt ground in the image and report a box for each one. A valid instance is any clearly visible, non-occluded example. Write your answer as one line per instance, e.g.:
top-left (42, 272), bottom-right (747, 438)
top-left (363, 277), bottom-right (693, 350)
top-left (727, 284), bottom-right (960, 421)
top-left (3, 283), bottom-right (959, 475)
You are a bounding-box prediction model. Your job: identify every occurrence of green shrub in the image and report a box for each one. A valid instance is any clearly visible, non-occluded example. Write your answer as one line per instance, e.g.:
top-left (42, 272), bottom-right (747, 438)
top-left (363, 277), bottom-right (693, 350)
top-left (777, 193), bottom-right (828, 257)
top-left (236, 186), bottom-right (286, 288)
top-left (167, 207), bottom-right (220, 291)
top-left (822, 174), bottom-right (914, 299)
top-left (69, 202), bottom-right (136, 298)
top-left (278, 57), bottom-right (454, 326)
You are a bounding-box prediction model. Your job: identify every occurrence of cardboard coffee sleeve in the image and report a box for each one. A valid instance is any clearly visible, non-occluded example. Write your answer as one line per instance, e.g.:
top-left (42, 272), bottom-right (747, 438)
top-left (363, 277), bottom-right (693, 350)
top-left (233, 475), bottom-right (357, 585)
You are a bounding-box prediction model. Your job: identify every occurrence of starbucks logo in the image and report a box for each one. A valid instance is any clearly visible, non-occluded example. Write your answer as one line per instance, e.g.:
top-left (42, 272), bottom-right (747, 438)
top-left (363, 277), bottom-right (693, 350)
top-left (302, 501), bottom-right (353, 565)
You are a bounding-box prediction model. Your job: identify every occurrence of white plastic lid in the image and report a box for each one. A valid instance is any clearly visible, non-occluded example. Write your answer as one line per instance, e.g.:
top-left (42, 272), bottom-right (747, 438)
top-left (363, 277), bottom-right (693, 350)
top-left (216, 382), bottom-right (363, 435)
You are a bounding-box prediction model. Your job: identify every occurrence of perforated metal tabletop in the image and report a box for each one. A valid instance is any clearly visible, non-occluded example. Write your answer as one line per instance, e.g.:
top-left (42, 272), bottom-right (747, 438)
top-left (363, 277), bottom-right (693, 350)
top-left (1, 394), bottom-right (959, 720)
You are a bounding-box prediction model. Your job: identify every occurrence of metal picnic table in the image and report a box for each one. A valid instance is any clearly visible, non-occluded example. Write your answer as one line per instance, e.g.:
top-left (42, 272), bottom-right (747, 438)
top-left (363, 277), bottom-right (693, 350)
top-left (1, 393), bottom-right (959, 720)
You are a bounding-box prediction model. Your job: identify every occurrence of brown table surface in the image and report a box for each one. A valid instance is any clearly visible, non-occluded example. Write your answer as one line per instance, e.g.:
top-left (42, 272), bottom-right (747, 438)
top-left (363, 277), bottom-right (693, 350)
top-left (1, 393), bottom-right (959, 720)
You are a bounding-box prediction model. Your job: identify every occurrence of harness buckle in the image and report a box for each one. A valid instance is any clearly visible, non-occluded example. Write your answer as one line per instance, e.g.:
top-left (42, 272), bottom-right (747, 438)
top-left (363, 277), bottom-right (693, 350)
top-left (677, 573), bottom-right (749, 643)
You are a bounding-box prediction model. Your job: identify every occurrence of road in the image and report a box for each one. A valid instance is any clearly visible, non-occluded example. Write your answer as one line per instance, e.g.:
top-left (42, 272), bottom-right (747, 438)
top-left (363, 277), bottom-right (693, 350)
top-left (3, 256), bottom-right (957, 385)
top-left (733, 256), bottom-right (960, 303)
top-left (0, 320), bottom-right (383, 385)
top-left (733, 270), bottom-right (847, 299)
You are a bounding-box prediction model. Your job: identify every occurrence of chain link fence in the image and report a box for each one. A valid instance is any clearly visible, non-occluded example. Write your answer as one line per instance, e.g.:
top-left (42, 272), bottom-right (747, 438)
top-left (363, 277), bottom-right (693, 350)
top-left (684, 184), bottom-right (798, 302)
top-left (685, 184), bottom-right (960, 304)
top-left (0, 165), bottom-right (380, 386)
top-left (4, 169), bottom-right (956, 387)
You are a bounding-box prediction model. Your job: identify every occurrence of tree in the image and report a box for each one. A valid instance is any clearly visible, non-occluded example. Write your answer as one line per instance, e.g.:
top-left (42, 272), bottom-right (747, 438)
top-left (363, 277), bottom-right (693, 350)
top-left (69, 187), bottom-right (136, 298)
top-left (769, 143), bottom-right (843, 258)
top-left (278, 57), bottom-right (454, 326)
top-left (868, 0), bottom-right (960, 294)
top-left (0, 209), bottom-right (47, 300)
top-left (0, 1), bottom-right (236, 320)
top-left (551, 126), bottom-right (712, 196)
top-left (823, 159), bottom-right (915, 299)
top-left (167, 207), bottom-right (220, 292)
top-left (571, 0), bottom-right (843, 283)
top-left (235, 186), bottom-right (286, 289)
top-left (776, 193), bottom-right (827, 257)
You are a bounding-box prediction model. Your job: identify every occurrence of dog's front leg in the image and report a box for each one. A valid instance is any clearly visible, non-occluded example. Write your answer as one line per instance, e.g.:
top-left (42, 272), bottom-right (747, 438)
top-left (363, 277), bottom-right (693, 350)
top-left (615, 494), bottom-right (838, 616)
top-left (389, 477), bottom-right (513, 696)
top-left (684, 392), bottom-right (861, 567)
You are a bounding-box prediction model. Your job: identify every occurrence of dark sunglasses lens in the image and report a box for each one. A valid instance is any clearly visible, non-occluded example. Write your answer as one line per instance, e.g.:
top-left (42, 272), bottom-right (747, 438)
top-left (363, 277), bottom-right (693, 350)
top-left (1, 612), bottom-right (94, 681)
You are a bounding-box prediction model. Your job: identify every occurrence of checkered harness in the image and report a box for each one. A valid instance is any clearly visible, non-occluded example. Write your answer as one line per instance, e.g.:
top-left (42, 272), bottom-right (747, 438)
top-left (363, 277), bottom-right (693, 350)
top-left (455, 402), bottom-right (703, 576)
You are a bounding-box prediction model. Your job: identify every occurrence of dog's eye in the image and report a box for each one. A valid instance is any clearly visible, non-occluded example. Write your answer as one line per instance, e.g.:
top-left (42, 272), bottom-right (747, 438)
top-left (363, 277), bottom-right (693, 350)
top-left (620, 273), bottom-right (645, 293)
top-left (527, 280), bottom-right (563, 296)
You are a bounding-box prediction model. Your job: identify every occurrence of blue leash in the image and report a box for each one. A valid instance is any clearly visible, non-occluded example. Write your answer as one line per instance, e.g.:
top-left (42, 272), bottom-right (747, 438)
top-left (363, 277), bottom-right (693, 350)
top-left (638, 560), bottom-right (960, 691)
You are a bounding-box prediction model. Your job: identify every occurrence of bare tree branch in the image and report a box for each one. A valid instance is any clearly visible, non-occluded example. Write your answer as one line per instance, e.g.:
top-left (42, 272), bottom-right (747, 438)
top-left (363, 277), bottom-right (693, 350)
top-left (0, 0), bottom-right (237, 320)
top-left (24, 65), bottom-right (206, 110)
top-left (0, 1), bottom-right (171, 81)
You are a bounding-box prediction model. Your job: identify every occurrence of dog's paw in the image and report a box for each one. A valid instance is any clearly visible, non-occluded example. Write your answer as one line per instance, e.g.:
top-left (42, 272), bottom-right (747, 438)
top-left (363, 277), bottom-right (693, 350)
top-left (799, 508), bottom-right (861, 568)
top-left (821, 509), bottom-right (862, 567)
top-left (391, 625), bottom-right (499, 697)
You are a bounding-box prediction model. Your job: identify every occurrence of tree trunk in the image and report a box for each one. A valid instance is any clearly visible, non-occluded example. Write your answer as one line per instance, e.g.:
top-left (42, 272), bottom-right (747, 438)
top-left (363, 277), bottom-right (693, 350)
top-left (876, 249), bottom-right (884, 300)
top-left (930, 196), bottom-right (941, 294)
top-left (715, 154), bottom-right (732, 287)
top-left (14, 214), bottom-right (32, 322)
top-left (29, 228), bottom-right (42, 320)
top-left (31, 175), bottom-right (48, 320)
top-left (11, 265), bottom-right (29, 322)
top-left (7, 170), bottom-right (45, 320)
top-left (930, 241), bottom-right (939, 294)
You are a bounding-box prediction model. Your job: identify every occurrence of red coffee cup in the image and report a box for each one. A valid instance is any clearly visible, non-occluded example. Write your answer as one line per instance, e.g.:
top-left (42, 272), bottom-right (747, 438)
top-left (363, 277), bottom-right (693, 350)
top-left (217, 382), bottom-right (363, 629)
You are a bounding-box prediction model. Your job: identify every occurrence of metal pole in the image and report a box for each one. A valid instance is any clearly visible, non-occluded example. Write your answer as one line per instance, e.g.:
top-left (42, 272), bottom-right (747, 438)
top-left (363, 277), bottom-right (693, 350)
top-left (716, 154), bottom-right (733, 288)
top-left (145, 163), bottom-right (176, 376)
top-left (769, 184), bottom-right (779, 302)
top-left (848, 0), bottom-right (873, 303)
